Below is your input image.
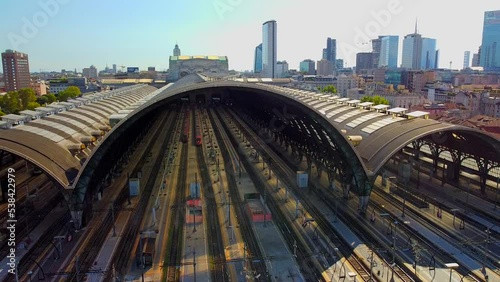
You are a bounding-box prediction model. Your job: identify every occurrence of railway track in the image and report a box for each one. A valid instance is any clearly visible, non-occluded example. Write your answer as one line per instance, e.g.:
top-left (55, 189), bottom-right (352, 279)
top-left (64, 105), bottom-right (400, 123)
top-left (106, 109), bottom-right (178, 281)
top-left (228, 107), bottom-right (415, 282)
top-left (196, 107), bottom-right (228, 281)
top-left (163, 107), bottom-right (189, 282)
top-left (216, 107), bottom-right (325, 281)
top-left (209, 107), bottom-right (269, 281)
top-left (384, 162), bottom-right (500, 234)
top-left (372, 188), bottom-right (496, 281)
top-left (63, 110), bottom-right (170, 281)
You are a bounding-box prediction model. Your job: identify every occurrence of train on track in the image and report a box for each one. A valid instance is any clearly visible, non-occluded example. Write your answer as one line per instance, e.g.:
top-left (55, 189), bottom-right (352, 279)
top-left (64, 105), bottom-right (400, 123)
top-left (136, 236), bottom-right (156, 267)
top-left (180, 108), bottom-right (190, 143)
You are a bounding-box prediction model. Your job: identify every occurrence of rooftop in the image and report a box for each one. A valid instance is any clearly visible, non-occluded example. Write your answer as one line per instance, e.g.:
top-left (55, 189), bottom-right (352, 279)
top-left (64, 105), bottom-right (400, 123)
top-left (169, 55), bottom-right (227, 61)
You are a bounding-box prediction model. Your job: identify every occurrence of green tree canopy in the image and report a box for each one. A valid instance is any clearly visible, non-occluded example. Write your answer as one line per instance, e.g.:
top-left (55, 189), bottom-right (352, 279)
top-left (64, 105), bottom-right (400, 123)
top-left (18, 88), bottom-right (37, 110)
top-left (36, 95), bottom-right (49, 105)
top-left (58, 86), bottom-right (81, 102)
top-left (0, 91), bottom-right (21, 114)
top-left (319, 85), bottom-right (337, 94)
top-left (360, 95), bottom-right (390, 105)
top-left (27, 101), bottom-right (41, 110)
top-left (0, 110), bottom-right (5, 116)
top-left (45, 93), bottom-right (57, 104)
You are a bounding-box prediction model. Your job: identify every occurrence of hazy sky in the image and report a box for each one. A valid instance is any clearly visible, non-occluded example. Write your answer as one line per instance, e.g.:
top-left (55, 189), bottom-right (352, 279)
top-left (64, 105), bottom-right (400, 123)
top-left (0, 0), bottom-right (498, 72)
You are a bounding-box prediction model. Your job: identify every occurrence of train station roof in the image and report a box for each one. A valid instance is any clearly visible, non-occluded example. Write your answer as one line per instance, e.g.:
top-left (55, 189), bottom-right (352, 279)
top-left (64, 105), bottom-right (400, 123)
top-left (0, 84), bottom-right (158, 187)
top-left (2, 73), bottom-right (500, 192)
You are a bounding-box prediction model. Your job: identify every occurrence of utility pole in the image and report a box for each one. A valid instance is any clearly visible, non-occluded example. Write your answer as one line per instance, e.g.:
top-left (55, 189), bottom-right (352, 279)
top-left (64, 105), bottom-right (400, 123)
top-left (263, 191), bottom-right (267, 228)
top-left (193, 248), bottom-right (197, 282)
top-left (111, 203), bottom-right (116, 237)
top-left (227, 192), bottom-right (231, 228)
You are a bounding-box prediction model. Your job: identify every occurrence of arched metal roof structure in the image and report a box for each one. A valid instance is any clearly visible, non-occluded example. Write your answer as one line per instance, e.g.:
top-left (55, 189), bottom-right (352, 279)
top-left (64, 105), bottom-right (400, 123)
top-left (1, 75), bottom-right (499, 200)
top-left (72, 78), bottom-right (500, 201)
top-left (0, 84), bottom-right (157, 187)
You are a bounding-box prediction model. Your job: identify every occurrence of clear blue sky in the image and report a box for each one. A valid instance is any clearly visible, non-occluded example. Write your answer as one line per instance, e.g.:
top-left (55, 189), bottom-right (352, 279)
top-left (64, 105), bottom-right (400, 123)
top-left (0, 0), bottom-right (498, 72)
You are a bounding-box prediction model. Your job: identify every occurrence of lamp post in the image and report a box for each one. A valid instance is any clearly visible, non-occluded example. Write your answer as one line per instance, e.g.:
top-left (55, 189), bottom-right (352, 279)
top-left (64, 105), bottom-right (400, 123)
top-left (494, 176), bottom-right (499, 210)
top-left (227, 191), bottom-right (231, 228)
top-left (445, 263), bottom-right (459, 282)
top-left (392, 221), bottom-right (398, 264)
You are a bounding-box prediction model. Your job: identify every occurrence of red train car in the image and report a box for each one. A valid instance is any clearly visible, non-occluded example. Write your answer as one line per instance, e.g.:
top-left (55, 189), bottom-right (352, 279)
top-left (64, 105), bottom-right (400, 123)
top-left (194, 108), bottom-right (202, 146)
top-left (180, 109), bottom-right (190, 143)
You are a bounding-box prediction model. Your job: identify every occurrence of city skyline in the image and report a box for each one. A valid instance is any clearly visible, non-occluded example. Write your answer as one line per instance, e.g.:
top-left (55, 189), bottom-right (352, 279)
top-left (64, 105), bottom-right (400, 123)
top-left (0, 0), bottom-right (498, 72)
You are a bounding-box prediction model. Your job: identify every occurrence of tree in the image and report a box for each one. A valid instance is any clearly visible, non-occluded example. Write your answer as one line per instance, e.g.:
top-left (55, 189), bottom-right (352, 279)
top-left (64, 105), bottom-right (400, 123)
top-left (360, 95), bottom-right (389, 105)
top-left (0, 91), bottom-right (20, 114)
top-left (27, 101), bottom-right (41, 110)
top-left (58, 86), bottom-right (81, 102)
top-left (45, 93), bottom-right (57, 104)
top-left (320, 85), bottom-right (337, 94)
top-left (36, 95), bottom-right (49, 105)
top-left (0, 110), bottom-right (5, 116)
top-left (18, 88), bottom-right (37, 110)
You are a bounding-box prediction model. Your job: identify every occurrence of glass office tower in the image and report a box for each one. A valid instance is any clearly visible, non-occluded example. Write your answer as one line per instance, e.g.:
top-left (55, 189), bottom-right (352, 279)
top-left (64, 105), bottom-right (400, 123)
top-left (262, 20), bottom-right (277, 78)
top-left (480, 10), bottom-right (500, 71)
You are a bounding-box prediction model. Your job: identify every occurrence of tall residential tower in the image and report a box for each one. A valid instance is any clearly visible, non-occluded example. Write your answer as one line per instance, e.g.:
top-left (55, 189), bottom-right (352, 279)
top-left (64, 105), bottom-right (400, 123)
top-left (1, 49), bottom-right (31, 92)
top-left (262, 20), bottom-right (277, 78)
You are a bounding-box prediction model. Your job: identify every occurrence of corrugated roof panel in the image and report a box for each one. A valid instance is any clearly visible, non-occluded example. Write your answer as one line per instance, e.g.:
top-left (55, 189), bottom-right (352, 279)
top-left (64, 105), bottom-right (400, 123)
top-left (14, 125), bottom-right (65, 142)
top-left (346, 112), bottom-right (384, 128)
top-left (361, 117), bottom-right (404, 134)
top-left (39, 120), bottom-right (77, 135)
top-left (326, 106), bottom-right (352, 119)
top-left (49, 115), bottom-right (88, 129)
top-left (334, 110), bottom-right (363, 123)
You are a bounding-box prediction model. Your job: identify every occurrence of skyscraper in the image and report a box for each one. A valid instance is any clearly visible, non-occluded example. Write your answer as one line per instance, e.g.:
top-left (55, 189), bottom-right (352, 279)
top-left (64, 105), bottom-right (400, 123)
top-left (1, 49), bottom-right (31, 92)
top-left (421, 38), bottom-right (437, 70)
top-left (173, 44), bottom-right (181, 56)
top-left (463, 51), bottom-right (471, 69)
top-left (262, 20), bottom-right (277, 78)
top-left (254, 43), bottom-right (263, 73)
top-left (371, 37), bottom-right (382, 68)
top-left (379, 36), bottom-right (399, 68)
top-left (480, 10), bottom-right (500, 70)
top-left (402, 33), bottom-right (422, 69)
top-left (325, 38), bottom-right (337, 65)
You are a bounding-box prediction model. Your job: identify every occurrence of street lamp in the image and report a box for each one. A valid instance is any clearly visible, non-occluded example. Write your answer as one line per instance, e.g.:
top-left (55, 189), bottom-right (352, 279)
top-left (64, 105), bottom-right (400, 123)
top-left (445, 263), bottom-right (459, 282)
top-left (391, 221), bottom-right (399, 263)
top-left (494, 176), bottom-right (499, 210)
